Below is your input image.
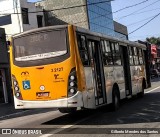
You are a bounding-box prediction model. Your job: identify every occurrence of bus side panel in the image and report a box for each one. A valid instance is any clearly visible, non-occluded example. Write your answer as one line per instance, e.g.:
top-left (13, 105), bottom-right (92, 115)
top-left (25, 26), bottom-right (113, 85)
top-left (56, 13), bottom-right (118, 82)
top-left (130, 66), bottom-right (138, 95)
top-left (103, 66), bottom-right (114, 104)
top-left (130, 65), bottom-right (146, 95)
top-left (113, 66), bottom-right (126, 100)
top-left (82, 67), bottom-right (96, 109)
top-left (137, 65), bottom-right (146, 93)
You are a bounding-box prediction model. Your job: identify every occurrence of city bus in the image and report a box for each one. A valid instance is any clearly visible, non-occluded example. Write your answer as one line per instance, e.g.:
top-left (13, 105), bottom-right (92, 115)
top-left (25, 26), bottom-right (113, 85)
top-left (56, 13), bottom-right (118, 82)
top-left (10, 25), bottom-right (149, 113)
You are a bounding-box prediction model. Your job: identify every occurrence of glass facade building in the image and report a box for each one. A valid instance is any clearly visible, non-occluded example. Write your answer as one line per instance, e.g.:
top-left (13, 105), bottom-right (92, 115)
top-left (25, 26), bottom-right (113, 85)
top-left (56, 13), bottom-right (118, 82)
top-left (87, 0), bottom-right (115, 36)
top-left (37, 0), bottom-right (115, 37)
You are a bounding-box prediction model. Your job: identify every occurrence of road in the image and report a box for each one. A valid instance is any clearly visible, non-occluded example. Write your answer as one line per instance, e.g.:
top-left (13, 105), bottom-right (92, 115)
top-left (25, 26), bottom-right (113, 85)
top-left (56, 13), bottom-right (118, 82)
top-left (0, 86), bottom-right (160, 137)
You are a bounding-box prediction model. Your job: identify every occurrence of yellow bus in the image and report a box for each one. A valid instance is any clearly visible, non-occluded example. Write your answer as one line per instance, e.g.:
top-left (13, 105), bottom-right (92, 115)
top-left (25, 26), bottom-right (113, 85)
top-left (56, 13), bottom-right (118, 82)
top-left (10, 25), bottom-right (149, 113)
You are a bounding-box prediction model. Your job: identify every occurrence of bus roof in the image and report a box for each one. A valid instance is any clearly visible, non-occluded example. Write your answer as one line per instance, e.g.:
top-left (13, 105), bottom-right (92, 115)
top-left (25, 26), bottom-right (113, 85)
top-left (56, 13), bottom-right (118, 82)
top-left (75, 25), bottom-right (146, 49)
top-left (12, 25), bottom-right (68, 38)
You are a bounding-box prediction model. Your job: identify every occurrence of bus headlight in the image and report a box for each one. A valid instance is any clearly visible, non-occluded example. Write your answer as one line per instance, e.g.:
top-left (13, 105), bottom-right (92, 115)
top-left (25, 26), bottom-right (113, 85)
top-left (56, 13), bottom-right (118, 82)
top-left (68, 68), bottom-right (77, 97)
top-left (12, 75), bottom-right (23, 100)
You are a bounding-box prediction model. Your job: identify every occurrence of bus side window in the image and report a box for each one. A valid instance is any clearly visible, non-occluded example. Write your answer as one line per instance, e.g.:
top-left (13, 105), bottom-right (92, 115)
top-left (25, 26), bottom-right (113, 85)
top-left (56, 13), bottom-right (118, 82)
top-left (77, 34), bottom-right (90, 66)
top-left (111, 42), bottom-right (122, 66)
top-left (138, 48), bottom-right (144, 65)
top-left (102, 40), bottom-right (113, 65)
top-left (129, 46), bottom-right (134, 65)
top-left (133, 47), bottom-right (139, 65)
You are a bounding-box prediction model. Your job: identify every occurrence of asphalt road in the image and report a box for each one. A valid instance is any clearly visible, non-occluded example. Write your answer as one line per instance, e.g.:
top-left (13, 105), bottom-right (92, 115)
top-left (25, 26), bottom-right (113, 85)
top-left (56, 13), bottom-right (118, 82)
top-left (1, 86), bottom-right (160, 137)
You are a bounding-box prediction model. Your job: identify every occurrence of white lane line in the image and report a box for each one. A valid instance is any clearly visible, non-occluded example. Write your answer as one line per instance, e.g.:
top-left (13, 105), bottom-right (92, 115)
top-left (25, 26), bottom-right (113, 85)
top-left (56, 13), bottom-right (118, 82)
top-left (145, 86), bottom-right (160, 94)
top-left (39, 134), bottom-right (53, 137)
top-left (39, 112), bottom-right (99, 136)
top-left (0, 110), bottom-right (30, 119)
top-left (51, 116), bottom-right (92, 134)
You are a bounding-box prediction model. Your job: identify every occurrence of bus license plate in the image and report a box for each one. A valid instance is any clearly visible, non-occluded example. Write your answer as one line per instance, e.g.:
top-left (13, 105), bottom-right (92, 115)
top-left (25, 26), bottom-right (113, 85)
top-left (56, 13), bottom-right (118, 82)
top-left (36, 92), bottom-right (49, 97)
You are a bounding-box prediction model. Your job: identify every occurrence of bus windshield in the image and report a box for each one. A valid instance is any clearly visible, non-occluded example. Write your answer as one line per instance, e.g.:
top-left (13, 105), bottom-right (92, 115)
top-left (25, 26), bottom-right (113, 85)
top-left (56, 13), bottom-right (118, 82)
top-left (13, 29), bottom-right (67, 61)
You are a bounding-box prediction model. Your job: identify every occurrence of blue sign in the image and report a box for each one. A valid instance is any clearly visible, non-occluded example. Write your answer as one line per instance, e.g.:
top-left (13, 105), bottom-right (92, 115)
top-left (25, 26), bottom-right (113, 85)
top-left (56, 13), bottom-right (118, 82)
top-left (22, 80), bottom-right (31, 90)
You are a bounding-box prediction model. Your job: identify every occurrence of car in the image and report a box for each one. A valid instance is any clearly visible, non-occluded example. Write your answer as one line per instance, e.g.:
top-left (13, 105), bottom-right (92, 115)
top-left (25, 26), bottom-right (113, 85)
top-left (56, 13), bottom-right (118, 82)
top-left (151, 69), bottom-right (160, 78)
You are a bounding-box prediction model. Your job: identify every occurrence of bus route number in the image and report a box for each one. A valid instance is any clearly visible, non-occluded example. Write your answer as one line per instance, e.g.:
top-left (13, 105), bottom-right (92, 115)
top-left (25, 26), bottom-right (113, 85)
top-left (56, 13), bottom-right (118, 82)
top-left (51, 67), bottom-right (63, 72)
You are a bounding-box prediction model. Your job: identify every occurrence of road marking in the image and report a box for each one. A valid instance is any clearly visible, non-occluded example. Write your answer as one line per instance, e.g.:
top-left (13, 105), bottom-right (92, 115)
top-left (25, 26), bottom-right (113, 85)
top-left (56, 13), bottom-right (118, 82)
top-left (145, 86), bottom-right (160, 94)
top-left (39, 134), bottom-right (53, 137)
top-left (39, 112), bottom-right (99, 136)
top-left (51, 117), bottom-right (93, 134)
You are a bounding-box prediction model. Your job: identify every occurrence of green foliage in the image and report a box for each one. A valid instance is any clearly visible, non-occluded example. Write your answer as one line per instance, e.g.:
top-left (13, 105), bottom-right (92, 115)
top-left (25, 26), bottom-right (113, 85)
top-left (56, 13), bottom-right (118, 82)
top-left (146, 37), bottom-right (160, 46)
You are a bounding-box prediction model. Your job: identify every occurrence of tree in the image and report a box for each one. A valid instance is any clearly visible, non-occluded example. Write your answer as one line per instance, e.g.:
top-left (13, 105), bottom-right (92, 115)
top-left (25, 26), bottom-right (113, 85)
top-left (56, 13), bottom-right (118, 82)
top-left (146, 37), bottom-right (160, 46)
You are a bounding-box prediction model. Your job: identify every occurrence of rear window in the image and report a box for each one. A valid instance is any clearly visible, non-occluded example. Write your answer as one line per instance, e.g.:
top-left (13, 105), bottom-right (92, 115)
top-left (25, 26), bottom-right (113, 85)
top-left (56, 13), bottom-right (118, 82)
top-left (13, 29), bottom-right (67, 61)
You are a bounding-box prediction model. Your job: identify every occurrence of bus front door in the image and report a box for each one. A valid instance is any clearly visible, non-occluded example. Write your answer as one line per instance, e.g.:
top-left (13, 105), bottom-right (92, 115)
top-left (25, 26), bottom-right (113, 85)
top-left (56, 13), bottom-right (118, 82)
top-left (121, 46), bottom-right (132, 96)
top-left (88, 40), bottom-right (106, 106)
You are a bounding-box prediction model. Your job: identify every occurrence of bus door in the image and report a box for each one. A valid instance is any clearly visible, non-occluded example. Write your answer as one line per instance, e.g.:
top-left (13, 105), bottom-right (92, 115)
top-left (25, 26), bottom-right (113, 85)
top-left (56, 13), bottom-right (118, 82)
top-left (121, 46), bottom-right (132, 96)
top-left (88, 40), bottom-right (107, 106)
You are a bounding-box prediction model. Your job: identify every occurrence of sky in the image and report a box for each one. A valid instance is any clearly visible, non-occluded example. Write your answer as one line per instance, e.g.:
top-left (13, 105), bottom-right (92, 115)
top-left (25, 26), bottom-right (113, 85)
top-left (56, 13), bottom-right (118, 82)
top-left (28, 0), bottom-right (160, 41)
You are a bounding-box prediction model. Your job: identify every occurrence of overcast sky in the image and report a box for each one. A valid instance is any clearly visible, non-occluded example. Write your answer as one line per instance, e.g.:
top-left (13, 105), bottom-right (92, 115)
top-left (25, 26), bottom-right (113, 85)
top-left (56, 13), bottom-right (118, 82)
top-left (28, 0), bottom-right (160, 41)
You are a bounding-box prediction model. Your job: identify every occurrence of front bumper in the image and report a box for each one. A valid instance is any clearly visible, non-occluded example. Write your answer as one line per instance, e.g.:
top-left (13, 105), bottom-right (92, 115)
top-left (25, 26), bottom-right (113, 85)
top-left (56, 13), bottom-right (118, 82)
top-left (14, 91), bottom-right (83, 109)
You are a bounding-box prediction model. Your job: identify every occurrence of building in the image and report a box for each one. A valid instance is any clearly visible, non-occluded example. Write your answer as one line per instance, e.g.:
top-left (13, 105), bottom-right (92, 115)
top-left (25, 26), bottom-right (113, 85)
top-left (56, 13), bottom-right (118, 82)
top-left (0, 0), bottom-right (45, 104)
top-left (36, 0), bottom-right (115, 37)
top-left (0, 0), bottom-right (44, 37)
top-left (114, 21), bottom-right (128, 40)
top-left (0, 28), bottom-right (12, 103)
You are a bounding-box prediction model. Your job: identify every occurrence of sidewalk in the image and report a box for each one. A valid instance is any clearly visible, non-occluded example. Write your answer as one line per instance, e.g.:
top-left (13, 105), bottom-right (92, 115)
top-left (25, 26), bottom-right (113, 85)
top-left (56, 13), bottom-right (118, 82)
top-left (145, 77), bottom-right (160, 92)
top-left (0, 79), bottom-right (160, 119)
top-left (0, 103), bottom-right (27, 119)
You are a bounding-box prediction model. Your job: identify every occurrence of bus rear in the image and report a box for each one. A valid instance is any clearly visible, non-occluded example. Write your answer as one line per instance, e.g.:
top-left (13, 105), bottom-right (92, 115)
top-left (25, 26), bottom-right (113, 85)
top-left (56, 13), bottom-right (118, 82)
top-left (10, 25), bottom-right (84, 110)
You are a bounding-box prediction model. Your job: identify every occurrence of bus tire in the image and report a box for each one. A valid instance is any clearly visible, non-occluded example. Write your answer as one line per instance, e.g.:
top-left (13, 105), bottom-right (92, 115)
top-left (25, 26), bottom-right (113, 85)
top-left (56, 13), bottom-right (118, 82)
top-left (111, 87), bottom-right (120, 111)
top-left (58, 107), bottom-right (77, 113)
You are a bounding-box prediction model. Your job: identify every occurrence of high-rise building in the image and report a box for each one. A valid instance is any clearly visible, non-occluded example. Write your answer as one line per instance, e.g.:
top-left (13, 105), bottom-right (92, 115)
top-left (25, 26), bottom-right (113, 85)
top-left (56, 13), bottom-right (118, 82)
top-left (36, 0), bottom-right (115, 36)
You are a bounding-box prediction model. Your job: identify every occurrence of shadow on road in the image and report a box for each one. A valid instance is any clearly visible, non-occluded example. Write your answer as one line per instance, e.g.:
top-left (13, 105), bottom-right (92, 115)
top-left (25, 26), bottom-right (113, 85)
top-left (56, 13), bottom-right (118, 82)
top-left (42, 91), bottom-right (160, 126)
top-left (0, 108), bottom-right (57, 121)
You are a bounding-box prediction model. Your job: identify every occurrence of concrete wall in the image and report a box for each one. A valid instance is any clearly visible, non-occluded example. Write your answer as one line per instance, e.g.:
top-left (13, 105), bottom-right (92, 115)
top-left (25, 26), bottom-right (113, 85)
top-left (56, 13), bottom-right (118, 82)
top-left (0, 0), bottom-right (21, 36)
top-left (20, 0), bottom-right (44, 31)
top-left (36, 0), bottom-right (89, 29)
top-left (0, 0), bottom-right (44, 36)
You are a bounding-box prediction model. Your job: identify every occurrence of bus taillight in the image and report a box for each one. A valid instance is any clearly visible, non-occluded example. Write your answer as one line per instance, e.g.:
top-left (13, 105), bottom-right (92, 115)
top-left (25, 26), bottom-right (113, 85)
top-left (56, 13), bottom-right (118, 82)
top-left (12, 75), bottom-right (23, 100)
top-left (68, 68), bottom-right (77, 97)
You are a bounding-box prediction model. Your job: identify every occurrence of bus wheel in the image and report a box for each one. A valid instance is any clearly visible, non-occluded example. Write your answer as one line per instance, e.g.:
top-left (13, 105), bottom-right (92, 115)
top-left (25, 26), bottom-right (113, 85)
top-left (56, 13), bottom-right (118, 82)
top-left (111, 87), bottom-right (120, 111)
top-left (58, 107), bottom-right (77, 113)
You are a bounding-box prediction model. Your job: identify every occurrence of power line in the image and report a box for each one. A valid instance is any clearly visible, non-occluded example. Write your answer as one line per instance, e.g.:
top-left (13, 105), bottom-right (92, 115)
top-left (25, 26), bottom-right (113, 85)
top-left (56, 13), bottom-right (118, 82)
top-left (115, 0), bottom-right (160, 20)
top-left (129, 12), bottom-right (160, 35)
top-left (130, 34), bottom-right (160, 38)
top-left (87, 0), bottom-right (151, 22)
top-left (127, 15), bottom-right (156, 26)
top-left (113, 0), bottom-right (149, 13)
top-left (133, 7), bottom-right (160, 15)
top-left (0, 0), bottom-right (115, 15)
top-left (73, 9), bottom-right (160, 38)
top-left (88, 9), bottom-right (113, 21)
